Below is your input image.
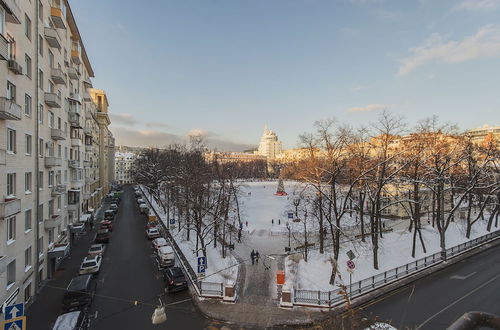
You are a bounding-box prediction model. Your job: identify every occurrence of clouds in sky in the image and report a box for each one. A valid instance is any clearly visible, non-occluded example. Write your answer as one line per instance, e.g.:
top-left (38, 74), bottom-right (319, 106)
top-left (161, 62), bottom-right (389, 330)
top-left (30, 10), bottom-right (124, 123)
top-left (398, 24), bottom-right (500, 75)
top-left (348, 104), bottom-right (389, 112)
top-left (454, 0), bottom-right (500, 11)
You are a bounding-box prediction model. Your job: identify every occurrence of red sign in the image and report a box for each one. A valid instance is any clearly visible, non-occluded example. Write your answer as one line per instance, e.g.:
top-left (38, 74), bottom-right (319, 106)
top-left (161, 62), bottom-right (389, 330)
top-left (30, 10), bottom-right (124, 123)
top-left (347, 260), bottom-right (355, 270)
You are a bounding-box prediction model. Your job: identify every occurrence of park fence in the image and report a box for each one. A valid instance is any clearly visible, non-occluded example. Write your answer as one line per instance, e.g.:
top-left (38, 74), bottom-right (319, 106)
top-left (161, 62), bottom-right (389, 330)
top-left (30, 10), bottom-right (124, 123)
top-left (294, 229), bottom-right (500, 307)
top-left (139, 186), bottom-right (224, 299)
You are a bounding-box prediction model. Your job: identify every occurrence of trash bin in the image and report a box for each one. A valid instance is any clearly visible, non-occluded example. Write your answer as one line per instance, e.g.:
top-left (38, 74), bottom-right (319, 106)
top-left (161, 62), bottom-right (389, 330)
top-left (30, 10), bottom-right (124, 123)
top-left (276, 270), bottom-right (285, 285)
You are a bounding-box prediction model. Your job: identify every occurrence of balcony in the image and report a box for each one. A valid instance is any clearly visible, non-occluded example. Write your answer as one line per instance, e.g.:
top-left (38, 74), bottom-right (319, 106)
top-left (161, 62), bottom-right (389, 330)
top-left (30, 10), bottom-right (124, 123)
top-left (0, 149), bottom-right (6, 165)
top-left (7, 59), bottom-right (23, 75)
top-left (85, 145), bottom-right (94, 153)
top-left (50, 6), bottom-right (66, 29)
top-left (83, 160), bottom-right (91, 167)
top-left (0, 97), bottom-right (22, 120)
top-left (0, 34), bottom-right (8, 60)
top-left (69, 93), bottom-right (82, 104)
top-left (85, 111), bottom-right (92, 120)
top-left (51, 128), bottom-right (66, 140)
top-left (51, 68), bottom-right (66, 85)
top-left (83, 78), bottom-right (93, 88)
top-left (44, 93), bottom-right (62, 108)
top-left (83, 127), bottom-right (92, 136)
top-left (68, 67), bottom-right (78, 80)
top-left (71, 138), bottom-right (82, 148)
top-left (44, 214), bottom-right (62, 229)
top-left (68, 160), bottom-right (81, 168)
top-left (0, 198), bottom-right (21, 219)
top-left (71, 49), bottom-right (81, 64)
top-left (45, 156), bottom-right (62, 168)
top-left (70, 179), bottom-right (84, 190)
top-left (69, 112), bottom-right (82, 128)
top-left (44, 27), bottom-right (61, 49)
top-left (51, 184), bottom-right (67, 196)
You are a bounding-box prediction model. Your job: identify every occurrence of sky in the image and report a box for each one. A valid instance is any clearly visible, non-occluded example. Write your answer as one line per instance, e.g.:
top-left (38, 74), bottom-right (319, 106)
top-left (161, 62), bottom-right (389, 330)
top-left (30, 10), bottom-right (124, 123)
top-left (71, 0), bottom-right (500, 150)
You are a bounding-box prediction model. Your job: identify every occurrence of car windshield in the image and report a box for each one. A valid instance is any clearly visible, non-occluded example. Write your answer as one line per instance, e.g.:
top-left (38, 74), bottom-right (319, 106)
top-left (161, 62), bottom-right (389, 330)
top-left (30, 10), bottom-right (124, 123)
top-left (90, 246), bottom-right (101, 251)
top-left (82, 262), bottom-right (96, 268)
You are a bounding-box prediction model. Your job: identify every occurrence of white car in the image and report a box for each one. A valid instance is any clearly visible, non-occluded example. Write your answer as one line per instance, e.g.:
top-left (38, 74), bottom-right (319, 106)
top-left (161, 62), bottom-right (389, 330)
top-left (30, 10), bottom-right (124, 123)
top-left (88, 244), bottom-right (105, 257)
top-left (79, 255), bottom-right (102, 275)
top-left (152, 237), bottom-right (168, 251)
top-left (146, 228), bottom-right (161, 239)
top-left (137, 198), bottom-right (144, 205)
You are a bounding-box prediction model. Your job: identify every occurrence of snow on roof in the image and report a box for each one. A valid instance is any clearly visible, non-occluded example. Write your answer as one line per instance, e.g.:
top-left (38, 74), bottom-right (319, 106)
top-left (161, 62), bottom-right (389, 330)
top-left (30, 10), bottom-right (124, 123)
top-left (159, 246), bottom-right (174, 254)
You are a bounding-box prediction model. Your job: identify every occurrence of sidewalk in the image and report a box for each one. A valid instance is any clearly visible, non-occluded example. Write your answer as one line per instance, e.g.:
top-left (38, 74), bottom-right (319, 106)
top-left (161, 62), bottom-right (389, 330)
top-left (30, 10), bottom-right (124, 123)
top-left (26, 202), bottom-right (108, 329)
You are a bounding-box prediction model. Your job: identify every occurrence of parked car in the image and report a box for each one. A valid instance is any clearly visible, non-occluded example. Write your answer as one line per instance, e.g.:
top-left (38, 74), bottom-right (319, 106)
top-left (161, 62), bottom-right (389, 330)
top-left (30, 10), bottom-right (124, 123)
top-left (136, 198), bottom-right (144, 205)
top-left (152, 237), bottom-right (168, 251)
top-left (139, 203), bottom-right (149, 215)
top-left (61, 275), bottom-right (96, 312)
top-left (110, 203), bottom-right (118, 214)
top-left (146, 221), bottom-right (158, 230)
top-left (104, 210), bottom-right (115, 221)
top-left (88, 244), bottom-right (105, 257)
top-left (134, 191), bottom-right (141, 198)
top-left (156, 246), bottom-right (175, 268)
top-left (52, 311), bottom-right (89, 330)
top-left (100, 220), bottom-right (113, 232)
top-left (163, 267), bottom-right (188, 292)
top-left (79, 255), bottom-right (102, 275)
top-left (146, 228), bottom-right (161, 239)
top-left (111, 198), bottom-right (120, 205)
top-left (94, 229), bottom-right (110, 244)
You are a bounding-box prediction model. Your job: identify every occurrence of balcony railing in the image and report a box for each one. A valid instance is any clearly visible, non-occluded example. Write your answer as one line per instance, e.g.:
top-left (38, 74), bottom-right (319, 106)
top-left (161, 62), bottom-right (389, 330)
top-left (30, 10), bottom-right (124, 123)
top-left (70, 179), bottom-right (84, 190)
top-left (0, 198), bottom-right (21, 219)
top-left (44, 214), bottom-right (62, 229)
top-left (44, 27), bottom-right (61, 49)
top-left (45, 156), bottom-right (62, 168)
top-left (51, 67), bottom-right (66, 85)
top-left (51, 128), bottom-right (66, 140)
top-left (71, 138), bottom-right (82, 148)
top-left (51, 184), bottom-right (67, 196)
top-left (85, 145), bottom-right (94, 153)
top-left (7, 59), bottom-right (23, 75)
top-left (0, 97), bottom-right (22, 120)
top-left (68, 67), bottom-right (78, 80)
top-left (83, 160), bottom-right (91, 167)
top-left (50, 6), bottom-right (66, 29)
top-left (44, 92), bottom-right (62, 108)
top-left (83, 127), bottom-right (92, 136)
top-left (68, 160), bottom-right (81, 168)
top-left (71, 49), bottom-right (81, 64)
top-left (69, 112), bottom-right (81, 128)
top-left (69, 93), bottom-right (82, 104)
top-left (83, 91), bottom-right (91, 102)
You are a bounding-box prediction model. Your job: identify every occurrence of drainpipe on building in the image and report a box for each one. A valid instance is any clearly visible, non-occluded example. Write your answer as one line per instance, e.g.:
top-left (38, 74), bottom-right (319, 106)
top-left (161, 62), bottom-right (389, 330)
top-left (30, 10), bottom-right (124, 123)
top-left (34, 0), bottom-right (41, 292)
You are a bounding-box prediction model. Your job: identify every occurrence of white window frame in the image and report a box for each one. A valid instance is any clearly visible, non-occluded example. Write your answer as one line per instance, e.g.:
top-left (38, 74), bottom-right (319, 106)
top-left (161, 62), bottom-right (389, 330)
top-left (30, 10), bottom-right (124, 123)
top-left (25, 172), bottom-right (32, 193)
top-left (25, 133), bottom-right (32, 155)
top-left (7, 128), bottom-right (16, 153)
top-left (6, 259), bottom-right (16, 289)
top-left (6, 216), bottom-right (16, 243)
top-left (7, 173), bottom-right (16, 197)
top-left (25, 209), bottom-right (32, 232)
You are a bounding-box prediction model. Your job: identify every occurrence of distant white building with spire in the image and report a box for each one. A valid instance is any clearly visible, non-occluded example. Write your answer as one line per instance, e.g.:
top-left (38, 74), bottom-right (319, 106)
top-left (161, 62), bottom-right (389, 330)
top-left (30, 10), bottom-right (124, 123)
top-left (255, 125), bottom-right (283, 161)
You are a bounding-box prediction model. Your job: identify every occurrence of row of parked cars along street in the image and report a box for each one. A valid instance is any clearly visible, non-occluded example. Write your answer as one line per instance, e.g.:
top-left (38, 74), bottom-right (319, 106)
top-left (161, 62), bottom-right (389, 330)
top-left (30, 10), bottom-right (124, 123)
top-left (51, 187), bottom-right (123, 330)
top-left (134, 186), bottom-right (189, 293)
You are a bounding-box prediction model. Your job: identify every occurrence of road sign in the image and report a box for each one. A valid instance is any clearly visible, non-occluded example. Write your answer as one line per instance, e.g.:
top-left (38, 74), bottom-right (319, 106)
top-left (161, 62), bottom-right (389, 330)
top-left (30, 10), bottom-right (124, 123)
top-left (4, 303), bottom-right (24, 320)
top-left (346, 250), bottom-right (356, 261)
top-left (169, 219), bottom-right (175, 225)
top-left (197, 256), bottom-right (206, 266)
top-left (1, 316), bottom-right (26, 330)
top-left (287, 212), bottom-right (294, 219)
top-left (197, 264), bottom-right (206, 273)
top-left (347, 260), bottom-right (355, 270)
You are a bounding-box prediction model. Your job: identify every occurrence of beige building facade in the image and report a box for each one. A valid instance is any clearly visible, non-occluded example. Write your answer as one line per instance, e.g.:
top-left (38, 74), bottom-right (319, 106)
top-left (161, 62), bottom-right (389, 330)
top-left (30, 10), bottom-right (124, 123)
top-left (0, 0), bottom-right (113, 309)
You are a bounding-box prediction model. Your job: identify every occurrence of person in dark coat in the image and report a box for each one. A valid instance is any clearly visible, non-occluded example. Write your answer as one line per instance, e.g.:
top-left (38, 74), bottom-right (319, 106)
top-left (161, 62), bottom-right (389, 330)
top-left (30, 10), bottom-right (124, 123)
top-left (255, 251), bottom-right (260, 264)
top-left (250, 250), bottom-right (256, 265)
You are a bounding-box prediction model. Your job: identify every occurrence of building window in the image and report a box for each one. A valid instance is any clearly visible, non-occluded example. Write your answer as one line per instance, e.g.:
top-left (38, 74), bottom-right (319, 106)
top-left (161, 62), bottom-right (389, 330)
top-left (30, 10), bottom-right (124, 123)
top-left (7, 128), bottom-right (16, 153)
top-left (24, 283), bottom-right (32, 303)
top-left (25, 209), bottom-right (32, 231)
top-left (7, 260), bottom-right (16, 287)
top-left (48, 81), bottom-right (54, 93)
top-left (7, 81), bottom-right (16, 102)
top-left (48, 229), bottom-right (54, 245)
top-left (49, 111), bottom-right (54, 128)
top-left (25, 14), bottom-right (31, 40)
top-left (38, 104), bottom-right (44, 124)
top-left (39, 138), bottom-right (44, 157)
top-left (0, 7), bottom-right (5, 36)
top-left (25, 246), bottom-right (32, 269)
top-left (38, 204), bottom-right (43, 224)
top-left (7, 173), bottom-right (16, 196)
top-left (38, 0), bottom-right (43, 20)
top-left (6, 216), bottom-right (16, 242)
top-left (25, 134), bottom-right (32, 155)
top-left (38, 34), bottom-right (43, 56)
top-left (38, 70), bottom-right (44, 90)
top-left (25, 94), bottom-right (32, 116)
top-left (48, 49), bottom-right (54, 67)
top-left (25, 54), bottom-right (32, 78)
top-left (48, 171), bottom-right (54, 187)
top-left (39, 171), bottom-right (44, 189)
top-left (25, 172), bottom-right (32, 193)
top-left (38, 236), bottom-right (43, 255)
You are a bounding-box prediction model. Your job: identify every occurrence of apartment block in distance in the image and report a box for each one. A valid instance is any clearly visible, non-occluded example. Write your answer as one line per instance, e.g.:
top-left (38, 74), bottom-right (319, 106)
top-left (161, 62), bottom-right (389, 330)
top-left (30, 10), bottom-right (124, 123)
top-left (0, 0), bottom-right (114, 310)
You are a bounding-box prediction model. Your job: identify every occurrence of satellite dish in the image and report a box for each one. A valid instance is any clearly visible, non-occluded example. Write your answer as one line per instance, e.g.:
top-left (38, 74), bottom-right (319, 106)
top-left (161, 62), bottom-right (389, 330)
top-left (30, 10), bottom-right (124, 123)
top-left (151, 306), bottom-right (167, 324)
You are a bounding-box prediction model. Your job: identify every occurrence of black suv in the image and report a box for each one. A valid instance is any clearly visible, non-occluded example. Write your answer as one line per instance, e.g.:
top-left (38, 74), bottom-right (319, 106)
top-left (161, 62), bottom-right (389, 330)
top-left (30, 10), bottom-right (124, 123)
top-left (163, 267), bottom-right (188, 292)
top-left (61, 275), bottom-right (96, 312)
top-left (104, 210), bottom-right (115, 221)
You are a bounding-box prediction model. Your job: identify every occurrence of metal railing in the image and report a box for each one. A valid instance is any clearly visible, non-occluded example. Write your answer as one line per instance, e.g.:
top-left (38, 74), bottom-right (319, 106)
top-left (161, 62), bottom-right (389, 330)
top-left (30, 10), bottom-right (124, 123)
top-left (294, 229), bottom-right (500, 307)
top-left (139, 186), bottom-right (224, 298)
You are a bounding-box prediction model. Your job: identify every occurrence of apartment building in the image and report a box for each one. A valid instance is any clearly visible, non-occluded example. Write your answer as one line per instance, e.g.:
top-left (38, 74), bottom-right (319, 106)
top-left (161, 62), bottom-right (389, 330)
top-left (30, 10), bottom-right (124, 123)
top-left (0, 0), bottom-right (113, 310)
top-left (114, 151), bottom-right (136, 184)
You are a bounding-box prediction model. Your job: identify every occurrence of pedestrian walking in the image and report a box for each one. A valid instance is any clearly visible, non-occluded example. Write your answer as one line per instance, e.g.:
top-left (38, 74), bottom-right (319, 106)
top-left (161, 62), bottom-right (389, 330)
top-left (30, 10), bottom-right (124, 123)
top-left (255, 251), bottom-right (260, 264)
top-left (238, 229), bottom-right (242, 243)
top-left (272, 219), bottom-right (274, 225)
top-left (246, 221), bottom-right (248, 227)
top-left (251, 250), bottom-right (256, 265)
top-left (278, 219), bottom-right (280, 225)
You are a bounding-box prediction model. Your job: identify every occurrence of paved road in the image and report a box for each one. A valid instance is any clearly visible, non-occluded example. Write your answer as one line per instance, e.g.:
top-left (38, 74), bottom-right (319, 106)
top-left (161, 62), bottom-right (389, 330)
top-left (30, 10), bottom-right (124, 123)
top-left (89, 185), bottom-right (206, 329)
top-left (360, 241), bottom-right (500, 329)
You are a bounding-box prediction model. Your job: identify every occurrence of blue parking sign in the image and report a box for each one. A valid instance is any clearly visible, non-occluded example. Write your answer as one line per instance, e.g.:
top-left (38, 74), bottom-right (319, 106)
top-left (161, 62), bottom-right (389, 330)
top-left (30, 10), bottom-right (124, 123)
top-left (169, 219), bottom-right (175, 225)
top-left (197, 264), bottom-right (205, 273)
top-left (197, 256), bottom-right (206, 266)
top-left (288, 212), bottom-right (294, 219)
top-left (5, 303), bottom-right (24, 320)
